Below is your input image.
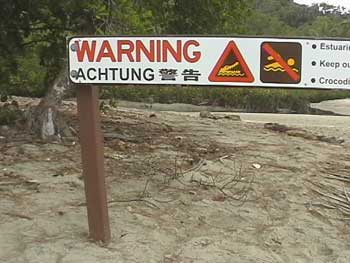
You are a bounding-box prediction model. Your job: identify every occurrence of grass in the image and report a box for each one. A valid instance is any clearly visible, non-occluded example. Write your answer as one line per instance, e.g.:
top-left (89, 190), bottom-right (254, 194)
top-left (101, 85), bottom-right (350, 113)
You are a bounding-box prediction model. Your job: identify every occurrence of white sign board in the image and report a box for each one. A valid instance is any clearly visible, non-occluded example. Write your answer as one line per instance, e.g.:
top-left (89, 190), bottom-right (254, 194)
top-left (68, 36), bottom-right (350, 89)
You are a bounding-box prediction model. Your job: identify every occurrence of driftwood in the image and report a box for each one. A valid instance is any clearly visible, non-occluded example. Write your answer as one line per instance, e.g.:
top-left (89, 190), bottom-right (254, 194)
top-left (264, 122), bottom-right (344, 144)
top-left (199, 111), bottom-right (241, 121)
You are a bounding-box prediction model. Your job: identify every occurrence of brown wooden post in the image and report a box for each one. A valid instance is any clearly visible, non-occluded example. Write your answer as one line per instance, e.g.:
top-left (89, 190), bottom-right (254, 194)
top-left (76, 85), bottom-right (111, 244)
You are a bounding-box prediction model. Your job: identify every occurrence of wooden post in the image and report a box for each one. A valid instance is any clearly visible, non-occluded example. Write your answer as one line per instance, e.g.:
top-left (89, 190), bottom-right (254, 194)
top-left (76, 85), bottom-right (111, 244)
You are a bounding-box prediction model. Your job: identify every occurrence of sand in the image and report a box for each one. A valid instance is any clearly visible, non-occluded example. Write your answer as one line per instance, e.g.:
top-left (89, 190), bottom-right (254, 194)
top-left (1, 99), bottom-right (350, 263)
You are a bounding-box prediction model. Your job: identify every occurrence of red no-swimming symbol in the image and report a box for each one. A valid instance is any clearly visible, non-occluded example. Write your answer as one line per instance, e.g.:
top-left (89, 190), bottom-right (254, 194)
top-left (260, 42), bottom-right (302, 84)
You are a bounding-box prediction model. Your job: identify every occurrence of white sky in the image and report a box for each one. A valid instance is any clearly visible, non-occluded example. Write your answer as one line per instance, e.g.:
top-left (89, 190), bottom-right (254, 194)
top-left (294, 0), bottom-right (350, 9)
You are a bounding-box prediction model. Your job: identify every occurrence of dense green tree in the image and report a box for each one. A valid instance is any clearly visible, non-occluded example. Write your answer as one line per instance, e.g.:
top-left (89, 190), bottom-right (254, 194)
top-left (245, 10), bottom-right (296, 36)
top-left (337, 20), bottom-right (350, 37)
top-left (162, 0), bottom-right (249, 34)
top-left (246, 0), bottom-right (350, 37)
top-left (0, 0), bottom-right (110, 95)
top-left (300, 16), bottom-right (343, 37)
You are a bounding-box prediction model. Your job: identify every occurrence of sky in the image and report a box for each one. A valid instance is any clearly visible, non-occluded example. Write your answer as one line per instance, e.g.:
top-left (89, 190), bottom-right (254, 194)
top-left (294, 0), bottom-right (350, 9)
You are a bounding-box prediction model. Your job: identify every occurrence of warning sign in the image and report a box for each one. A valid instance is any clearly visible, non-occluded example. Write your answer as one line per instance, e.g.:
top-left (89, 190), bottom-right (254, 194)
top-left (209, 41), bottom-right (254, 83)
top-left (260, 42), bottom-right (302, 84)
top-left (68, 36), bottom-right (350, 90)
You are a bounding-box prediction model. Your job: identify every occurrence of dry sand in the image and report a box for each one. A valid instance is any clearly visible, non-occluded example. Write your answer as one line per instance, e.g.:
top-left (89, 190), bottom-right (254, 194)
top-left (1, 99), bottom-right (350, 263)
top-left (311, 99), bottom-right (350, 116)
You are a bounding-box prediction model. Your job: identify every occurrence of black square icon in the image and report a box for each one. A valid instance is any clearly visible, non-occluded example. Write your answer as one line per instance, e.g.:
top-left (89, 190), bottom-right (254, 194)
top-left (260, 42), bottom-right (302, 84)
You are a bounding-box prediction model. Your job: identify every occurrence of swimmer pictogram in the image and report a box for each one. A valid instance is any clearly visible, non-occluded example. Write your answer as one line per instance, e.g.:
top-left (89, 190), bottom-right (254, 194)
top-left (260, 42), bottom-right (302, 84)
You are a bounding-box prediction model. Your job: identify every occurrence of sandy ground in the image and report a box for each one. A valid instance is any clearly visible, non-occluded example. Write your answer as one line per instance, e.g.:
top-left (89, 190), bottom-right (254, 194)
top-left (1, 99), bottom-right (350, 263)
top-left (311, 99), bottom-right (350, 116)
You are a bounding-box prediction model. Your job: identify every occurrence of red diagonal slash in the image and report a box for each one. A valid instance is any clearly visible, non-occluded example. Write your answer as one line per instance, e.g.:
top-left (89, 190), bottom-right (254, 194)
top-left (262, 43), bottom-right (300, 82)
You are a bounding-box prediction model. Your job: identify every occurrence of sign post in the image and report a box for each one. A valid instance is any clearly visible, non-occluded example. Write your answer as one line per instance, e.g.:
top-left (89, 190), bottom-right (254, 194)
top-left (76, 85), bottom-right (111, 244)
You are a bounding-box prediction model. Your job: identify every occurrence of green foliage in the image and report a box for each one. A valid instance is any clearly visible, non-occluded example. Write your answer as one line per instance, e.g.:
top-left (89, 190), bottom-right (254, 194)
top-left (0, 0), bottom-right (110, 95)
top-left (247, 0), bottom-right (350, 37)
top-left (0, 102), bottom-right (24, 126)
top-left (158, 0), bottom-right (249, 34)
top-left (245, 10), bottom-right (296, 36)
top-left (9, 48), bottom-right (46, 97)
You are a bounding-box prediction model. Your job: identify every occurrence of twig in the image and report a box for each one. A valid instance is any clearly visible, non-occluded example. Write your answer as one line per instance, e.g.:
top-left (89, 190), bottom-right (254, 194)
top-left (233, 172), bottom-right (256, 206)
top-left (140, 176), bottom-right (153, 199)
top-left (4, 212), bottom-right (32, 220)
top-left (325, 172), bottom-right (350, 179)
top-left (0, 182), bottom-right (19, 186)
top-left (219, 163), bottom-right (244, 191)
top-left (322, 175), bottom-right (350, 183)
top-left (308, 180), bottom-right (348, 198)
top-left (337, 207), bottom-right (350, 216)
top-left (219, 173), bottom-right (242, 190)
top-left (152, 197), bottom-right (177, 204)
top-left (308, 202), bottom-right (336, 209)
top-left (107, 198), bottom-right (160, 209)
top-left (322, 169), bottom-right (350, 177)
top-left (183, 159), bottom-right (206, 174)
top-left (217, 155), bottom-right (232, 163)
top-left (310, 187), bottom-right (350, 207)
top-left (344, 188), bottom-right (350, 203)
top-left (190, 178), bottom-right (216, 188)
top-left (76, 197), bottom-right (159, 209)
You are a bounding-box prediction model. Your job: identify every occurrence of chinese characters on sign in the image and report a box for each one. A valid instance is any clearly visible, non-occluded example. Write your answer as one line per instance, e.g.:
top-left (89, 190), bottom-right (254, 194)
top-left (159, 69), bottom-right (177, 80)
top-left (159, 69), bottom-right (202, 81)
top-left (182, 69), bottom-right (201, 81)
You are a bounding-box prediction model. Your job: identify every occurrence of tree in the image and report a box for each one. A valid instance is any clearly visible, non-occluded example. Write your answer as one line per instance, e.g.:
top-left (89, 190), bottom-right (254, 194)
top-left (337, 20), bottom-right (350, 37)
top-left (143, 0), bottom-right (249, 34)
top-left (245, 9), bottom-right (296, 36)
top-left (0, 0), bottom-right (121, 139)
top-left (301, 16), bottom-right (341, 37)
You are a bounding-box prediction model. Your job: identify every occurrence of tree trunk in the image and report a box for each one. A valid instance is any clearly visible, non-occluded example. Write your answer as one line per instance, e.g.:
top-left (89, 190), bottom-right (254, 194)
top-left (26, 66), bottom-right (72, 141)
